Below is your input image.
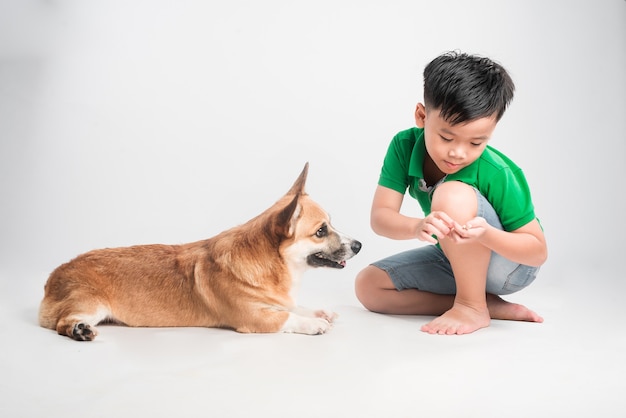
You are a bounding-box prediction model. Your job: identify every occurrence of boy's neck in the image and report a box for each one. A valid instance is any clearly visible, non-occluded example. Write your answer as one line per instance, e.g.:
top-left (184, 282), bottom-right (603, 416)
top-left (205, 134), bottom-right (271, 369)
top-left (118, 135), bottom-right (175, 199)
top-left (423, 153), bottom-right (446, 186)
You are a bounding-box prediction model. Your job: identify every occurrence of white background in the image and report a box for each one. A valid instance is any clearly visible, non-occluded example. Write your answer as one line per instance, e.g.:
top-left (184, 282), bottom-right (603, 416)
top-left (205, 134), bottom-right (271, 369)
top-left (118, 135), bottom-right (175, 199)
top-left (1, 1), bottom-right (625, 417)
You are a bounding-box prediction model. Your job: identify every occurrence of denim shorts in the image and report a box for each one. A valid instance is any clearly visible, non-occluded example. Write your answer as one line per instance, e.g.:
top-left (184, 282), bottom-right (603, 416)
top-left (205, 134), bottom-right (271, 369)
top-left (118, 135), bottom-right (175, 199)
top-left (371, 188), bottom-right (540, 296)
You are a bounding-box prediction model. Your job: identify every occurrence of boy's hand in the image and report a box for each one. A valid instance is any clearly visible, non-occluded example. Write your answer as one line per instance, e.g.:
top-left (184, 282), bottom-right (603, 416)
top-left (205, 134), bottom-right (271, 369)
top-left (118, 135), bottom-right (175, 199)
top-left (449, 216), bottom-right (488, 243)
top-left (417, 211), bottom-right (456, 244)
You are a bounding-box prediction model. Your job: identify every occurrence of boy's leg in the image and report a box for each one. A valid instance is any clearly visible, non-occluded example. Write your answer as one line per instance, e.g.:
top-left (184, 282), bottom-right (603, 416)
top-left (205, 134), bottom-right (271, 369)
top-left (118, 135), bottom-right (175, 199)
top-left (355, 265), bottom-right (455, 315)
top-left (355, 243), bottom-right (459, 315)
top-left (354, 264), bottom-right (543, 323)
top-left (422, 181), bottom-right (492, 334)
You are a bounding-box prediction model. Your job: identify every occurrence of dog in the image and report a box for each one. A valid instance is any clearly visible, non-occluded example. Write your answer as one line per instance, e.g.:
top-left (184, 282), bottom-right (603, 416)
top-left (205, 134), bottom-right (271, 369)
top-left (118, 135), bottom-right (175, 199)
top-left (39, 163), bottom-right (361, 341)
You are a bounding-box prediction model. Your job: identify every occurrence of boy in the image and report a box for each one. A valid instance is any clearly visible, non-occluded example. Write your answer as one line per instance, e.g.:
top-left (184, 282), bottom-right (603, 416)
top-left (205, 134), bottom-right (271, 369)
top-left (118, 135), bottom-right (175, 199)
top-left (355, 51), bottom-right (547, 335)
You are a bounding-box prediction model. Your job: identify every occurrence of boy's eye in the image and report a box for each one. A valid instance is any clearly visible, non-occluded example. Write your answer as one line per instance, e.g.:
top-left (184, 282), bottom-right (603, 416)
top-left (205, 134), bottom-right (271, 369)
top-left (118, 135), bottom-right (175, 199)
top-left (471, 142), bottom-right (482, 146)
top-left (440, 136), bottom-right (452, 142)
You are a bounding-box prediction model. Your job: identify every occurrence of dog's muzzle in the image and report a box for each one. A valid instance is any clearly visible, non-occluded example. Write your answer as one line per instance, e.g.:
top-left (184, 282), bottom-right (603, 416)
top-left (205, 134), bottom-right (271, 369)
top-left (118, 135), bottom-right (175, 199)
top-left (307, 239), bottom-right (362, 269)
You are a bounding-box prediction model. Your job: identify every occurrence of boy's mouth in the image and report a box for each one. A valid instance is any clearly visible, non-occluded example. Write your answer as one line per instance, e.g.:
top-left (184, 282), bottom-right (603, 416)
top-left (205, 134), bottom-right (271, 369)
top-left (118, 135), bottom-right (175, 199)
top-left (444, 160), bottom-right (462, 170)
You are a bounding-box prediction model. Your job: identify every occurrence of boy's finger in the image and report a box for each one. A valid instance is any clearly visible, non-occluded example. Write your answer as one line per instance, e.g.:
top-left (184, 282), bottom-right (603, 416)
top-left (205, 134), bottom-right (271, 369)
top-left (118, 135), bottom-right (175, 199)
top-left (452, 221), bottom-right (464, 232)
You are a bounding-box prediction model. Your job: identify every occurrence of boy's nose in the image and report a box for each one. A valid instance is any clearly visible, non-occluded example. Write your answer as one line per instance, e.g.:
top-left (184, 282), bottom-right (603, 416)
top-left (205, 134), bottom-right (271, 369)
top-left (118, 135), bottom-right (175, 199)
top-left (449, 147), bottom-right (465, 159)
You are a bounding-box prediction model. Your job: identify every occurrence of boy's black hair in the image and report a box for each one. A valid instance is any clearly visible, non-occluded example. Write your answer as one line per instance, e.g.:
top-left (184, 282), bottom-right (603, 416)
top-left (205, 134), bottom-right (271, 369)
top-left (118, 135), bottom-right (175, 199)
top-left (423, 51), bottom-right (515, 125)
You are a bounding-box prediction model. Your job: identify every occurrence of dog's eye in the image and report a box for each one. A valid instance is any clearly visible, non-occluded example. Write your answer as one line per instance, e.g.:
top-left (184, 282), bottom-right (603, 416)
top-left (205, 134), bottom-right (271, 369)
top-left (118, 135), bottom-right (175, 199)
top-left (315, 224), bottom-right (328, 238)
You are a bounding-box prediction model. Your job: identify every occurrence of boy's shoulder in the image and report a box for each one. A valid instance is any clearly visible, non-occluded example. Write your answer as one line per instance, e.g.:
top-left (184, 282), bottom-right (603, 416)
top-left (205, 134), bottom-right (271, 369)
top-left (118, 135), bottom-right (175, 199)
top-left (393, 127), bottom-right (423, 143)
top-left (390, 127), bottom-right (424, 156)
top-left (480, 145), bottom-right (522, 172)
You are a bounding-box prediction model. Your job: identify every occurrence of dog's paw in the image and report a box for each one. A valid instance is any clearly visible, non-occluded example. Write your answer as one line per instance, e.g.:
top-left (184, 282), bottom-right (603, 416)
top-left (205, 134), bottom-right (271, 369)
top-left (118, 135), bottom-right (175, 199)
top-left (71, 323), bottom-right (97, 341)
top-left (291, 306), bottom-right (338, 323)
top-left (301, 317), bottom-right (332, 335)
top-left (314, 309), bottom-right (339, 323)
top-left (280, 314), bottom-right (332, 335)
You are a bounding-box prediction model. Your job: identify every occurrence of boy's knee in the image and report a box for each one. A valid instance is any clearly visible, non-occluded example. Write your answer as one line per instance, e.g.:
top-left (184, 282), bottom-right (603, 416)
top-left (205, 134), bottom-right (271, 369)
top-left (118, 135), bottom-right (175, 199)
top-left (354, 266), bottom-right (384, 312)
top-left (354, 267), bottom-right (371, 301)
top-left (431, 181), bottom-right (477, 217)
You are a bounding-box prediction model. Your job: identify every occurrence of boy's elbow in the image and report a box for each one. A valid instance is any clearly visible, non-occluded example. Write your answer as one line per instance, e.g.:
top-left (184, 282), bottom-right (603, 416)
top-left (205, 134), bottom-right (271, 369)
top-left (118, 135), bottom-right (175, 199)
top-left (369, 211), bottom-right (384, 236)
top-left (532, 245), bottom-right (548, 267)
top-left (370, 218), bottom-right (384, 237)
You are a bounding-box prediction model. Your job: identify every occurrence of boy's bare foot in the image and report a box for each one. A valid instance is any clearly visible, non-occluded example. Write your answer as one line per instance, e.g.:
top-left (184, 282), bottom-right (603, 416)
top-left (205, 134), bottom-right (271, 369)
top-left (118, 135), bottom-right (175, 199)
top-left (420, 302), bottom-right (490, 335)
top-left (486, 294), bottom-right (544, 323)
top-left (420, 295), bottom-right (543, 335)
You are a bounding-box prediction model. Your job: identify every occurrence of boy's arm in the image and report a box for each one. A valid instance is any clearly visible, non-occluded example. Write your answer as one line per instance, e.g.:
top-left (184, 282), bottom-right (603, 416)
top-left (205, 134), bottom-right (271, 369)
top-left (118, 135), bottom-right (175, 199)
top-left (455, 218), bottom-right (547, 267)
top-left (482, 219), bottom-right (547, 267)
top-left (370, 185), bottom-right (454, 243)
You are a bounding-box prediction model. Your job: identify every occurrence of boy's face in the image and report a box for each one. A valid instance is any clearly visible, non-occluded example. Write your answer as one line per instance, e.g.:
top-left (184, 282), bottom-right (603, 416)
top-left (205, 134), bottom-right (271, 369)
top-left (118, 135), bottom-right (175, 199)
top-left (415, 103), bottom-right (497, 175)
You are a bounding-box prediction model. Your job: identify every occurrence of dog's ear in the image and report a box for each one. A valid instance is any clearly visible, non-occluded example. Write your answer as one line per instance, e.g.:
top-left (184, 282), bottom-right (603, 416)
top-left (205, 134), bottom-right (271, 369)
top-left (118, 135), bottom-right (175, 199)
top-left (285, 162), bottom-right (308, 196)
top-left (275, 193), bottom-right (301, 238)
top-left (274, 163), bottom-right (307, 239)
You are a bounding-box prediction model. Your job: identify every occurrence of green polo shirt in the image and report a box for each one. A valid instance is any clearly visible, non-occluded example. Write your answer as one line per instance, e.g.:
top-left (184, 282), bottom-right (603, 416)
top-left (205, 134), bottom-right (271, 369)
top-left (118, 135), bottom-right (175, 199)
top-left (378, 127), bottom-right (536, 232)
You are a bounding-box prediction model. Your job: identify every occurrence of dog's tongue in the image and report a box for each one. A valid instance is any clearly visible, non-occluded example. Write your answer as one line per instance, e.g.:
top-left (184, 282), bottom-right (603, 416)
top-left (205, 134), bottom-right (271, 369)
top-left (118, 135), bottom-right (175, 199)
top-left (340, 260), bottom-right (346, 267)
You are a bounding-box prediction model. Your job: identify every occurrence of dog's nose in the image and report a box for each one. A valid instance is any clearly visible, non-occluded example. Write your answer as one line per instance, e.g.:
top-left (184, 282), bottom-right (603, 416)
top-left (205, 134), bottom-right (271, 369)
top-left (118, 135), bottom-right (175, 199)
top-left (351, 240), bottom-right (362, 254)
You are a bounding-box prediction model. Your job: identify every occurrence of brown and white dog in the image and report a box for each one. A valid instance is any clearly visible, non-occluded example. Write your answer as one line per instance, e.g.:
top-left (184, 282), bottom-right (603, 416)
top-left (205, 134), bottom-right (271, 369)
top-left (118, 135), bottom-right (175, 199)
top-left (39, 163), bottom-right (361, 341)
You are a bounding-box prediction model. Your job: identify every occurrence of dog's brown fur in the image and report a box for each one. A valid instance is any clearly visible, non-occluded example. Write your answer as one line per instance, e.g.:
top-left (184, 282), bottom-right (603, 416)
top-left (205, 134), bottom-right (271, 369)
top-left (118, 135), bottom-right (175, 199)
top-left (39, 163), bottom-right (361, 341)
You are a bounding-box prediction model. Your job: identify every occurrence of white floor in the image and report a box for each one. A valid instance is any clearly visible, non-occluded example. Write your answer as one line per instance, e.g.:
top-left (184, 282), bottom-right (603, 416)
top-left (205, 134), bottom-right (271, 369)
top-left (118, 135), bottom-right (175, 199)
top-left (2, 260), bottom-right (624, 418)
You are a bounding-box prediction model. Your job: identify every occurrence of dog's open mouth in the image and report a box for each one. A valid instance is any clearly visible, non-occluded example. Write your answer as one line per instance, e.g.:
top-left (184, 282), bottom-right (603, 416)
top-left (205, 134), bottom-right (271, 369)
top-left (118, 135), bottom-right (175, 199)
top-left (307, 253), bottom-right (347, 269)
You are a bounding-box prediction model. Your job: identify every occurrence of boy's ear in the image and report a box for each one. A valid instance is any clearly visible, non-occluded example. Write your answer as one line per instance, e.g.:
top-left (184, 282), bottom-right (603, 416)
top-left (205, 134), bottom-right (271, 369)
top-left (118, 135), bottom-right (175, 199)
top-left (414, 103), bottom-right (426, 128)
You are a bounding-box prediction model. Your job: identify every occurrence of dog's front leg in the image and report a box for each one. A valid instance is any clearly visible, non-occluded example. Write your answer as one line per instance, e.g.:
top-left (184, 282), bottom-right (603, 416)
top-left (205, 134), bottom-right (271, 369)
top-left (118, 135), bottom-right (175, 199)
top-left (279, 311), bottom-right (333, 335)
